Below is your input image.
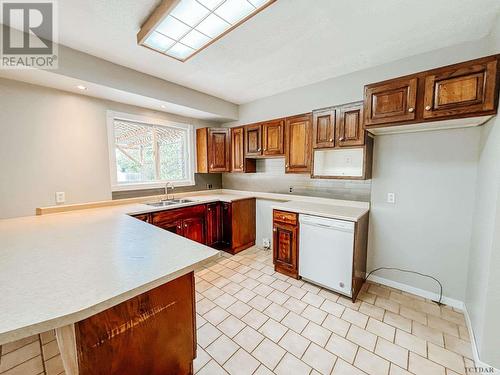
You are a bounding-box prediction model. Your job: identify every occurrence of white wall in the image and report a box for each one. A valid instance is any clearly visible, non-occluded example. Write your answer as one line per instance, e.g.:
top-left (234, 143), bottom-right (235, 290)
top-left (465, 111), bottom-right (500, 368)
top-left (0, 78), bottom-right (215, 219)
top-left (369, 128), bottom-right (479, 301)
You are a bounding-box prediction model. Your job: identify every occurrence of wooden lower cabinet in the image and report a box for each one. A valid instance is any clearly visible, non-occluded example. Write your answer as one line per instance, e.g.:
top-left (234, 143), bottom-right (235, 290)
top-left (206, 202), bottom-right (222, 246)
top-left (150, 205), bottom-right (206, 245)
top-left (272, 210), bottom-right (299, 279)
top-left (56, 272), bottom-right (196, 375)
top-left (221, 198), bottom-right (256, 254)
top-left (139, 199), bottom-right (256, 254)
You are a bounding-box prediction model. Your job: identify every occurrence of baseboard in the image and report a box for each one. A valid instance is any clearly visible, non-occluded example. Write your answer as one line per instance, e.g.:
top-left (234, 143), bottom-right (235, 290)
top-left (463, 305), bottom-right (500, 374)
top-left (367, 275), bottom-right (464, 310)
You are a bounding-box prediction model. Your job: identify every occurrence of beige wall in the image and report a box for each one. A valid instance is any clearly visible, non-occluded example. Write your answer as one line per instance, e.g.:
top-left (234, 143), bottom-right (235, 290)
top-left (465, 115), bottom-right (500, 368)
top-left (0, 78), bottom-right (215, 219)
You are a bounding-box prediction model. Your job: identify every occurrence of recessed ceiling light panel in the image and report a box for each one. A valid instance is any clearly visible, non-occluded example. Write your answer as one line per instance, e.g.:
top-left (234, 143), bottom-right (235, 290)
top-left (137, 0), bottom-right (277, 62)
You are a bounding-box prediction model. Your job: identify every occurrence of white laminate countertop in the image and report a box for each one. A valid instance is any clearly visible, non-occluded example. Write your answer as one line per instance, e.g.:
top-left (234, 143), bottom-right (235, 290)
top-left (271, 201), bottom-right (369, 222)
top-left (0, 203), bottom-right (220, 346)
top-left (0, 190), bottom-right (369, 345)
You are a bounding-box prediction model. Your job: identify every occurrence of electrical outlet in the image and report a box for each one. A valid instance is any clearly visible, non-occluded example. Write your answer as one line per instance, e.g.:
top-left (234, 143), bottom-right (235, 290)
top-left (55, 192), bottom-right (66, 204)
top-left (387, 192), bottom-right (396, 204)
top-left (263, 238), bottom-right (271, 248)
top-left (206, 184), bottom-right (213, 189)
top-left (289, 186), bottom-right (293, 193)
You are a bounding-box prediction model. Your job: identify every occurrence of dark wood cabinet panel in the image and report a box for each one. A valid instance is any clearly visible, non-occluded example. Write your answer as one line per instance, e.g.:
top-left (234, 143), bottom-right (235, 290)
top-left (206, 202), bottom-right (222, 247)
top-left (231, 127), bottom-right (256, 173)
top-left (208, 128), bottom-right (230, 172)
top-left (183, 217), bottom-right (205, 244)
top-left (285, 114), bottom-right (312, 173)
top-left (312, 108), bottom-right (335, 149)
top-left (273, 210), bottom-right (298, 279)
top-left (221, 202), bottom-right (232, 249)
top-left (364, 77), bottom-right (417, 126)
top-left (230, 198), bottom-right (256, 253)
top-left (72, 272), bottom-right (196, 375)
top-left (262, 119), bottom-right (284, 156)
top-left (163, 219), bottom-right (184, 235)
top-left (423, 57), bottom-right (499, 119)
top-left (337, 103), bottom-right (365, 147)
top-left (245, 124), bottom-right (262, 156)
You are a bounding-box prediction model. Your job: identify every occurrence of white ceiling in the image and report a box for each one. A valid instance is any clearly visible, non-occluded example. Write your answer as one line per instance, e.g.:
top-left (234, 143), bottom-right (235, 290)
top-left (56, 0), bottom-right (500, 104)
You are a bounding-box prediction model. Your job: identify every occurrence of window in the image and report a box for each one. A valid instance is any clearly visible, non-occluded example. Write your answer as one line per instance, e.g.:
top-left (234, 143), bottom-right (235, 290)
top-left (107, 111), bottom-right (195, 191)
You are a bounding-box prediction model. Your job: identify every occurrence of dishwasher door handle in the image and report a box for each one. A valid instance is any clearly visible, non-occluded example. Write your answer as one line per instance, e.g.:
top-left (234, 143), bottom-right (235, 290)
top-left (302, 222), bottom-right (354, 232)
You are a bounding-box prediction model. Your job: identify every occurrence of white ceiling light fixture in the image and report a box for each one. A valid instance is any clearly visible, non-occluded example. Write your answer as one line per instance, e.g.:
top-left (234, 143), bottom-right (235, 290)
top-left (137, 0), bottom-right (277, 62)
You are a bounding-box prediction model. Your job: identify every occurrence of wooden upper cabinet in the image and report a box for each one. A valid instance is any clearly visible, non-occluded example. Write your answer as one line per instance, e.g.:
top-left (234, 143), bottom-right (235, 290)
top-left (422, 57), bottom-right (499, 119)
top-left (207, 128), bottom-right (230, 172)
top-left (245, 124), bottom-right (262, 156)
top-left (312, 108), bottom-right (335, 149)
top-left (231, 127), bottom-right (245, 172)
top-left (364, 77), bottom-right (417, 126)
top-left (337, 102), bottom-right (365, 147)
top-left (262, 119), bottom-right (284, 156)
top-left (285, 114), bottom-right (312, 173)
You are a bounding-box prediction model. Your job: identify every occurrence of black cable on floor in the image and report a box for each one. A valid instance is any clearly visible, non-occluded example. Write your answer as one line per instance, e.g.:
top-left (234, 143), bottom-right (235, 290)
top-left (365, 267), bottom-right (444, 306)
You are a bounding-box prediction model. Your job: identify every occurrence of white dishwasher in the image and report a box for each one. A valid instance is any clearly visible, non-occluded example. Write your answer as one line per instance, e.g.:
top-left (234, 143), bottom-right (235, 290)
top-left (299, 214), bottom-right (355, 297)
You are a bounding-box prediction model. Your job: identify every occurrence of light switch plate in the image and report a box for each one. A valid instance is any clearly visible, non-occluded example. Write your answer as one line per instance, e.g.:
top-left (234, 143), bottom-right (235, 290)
top-left (387, 192), bottom-right (396, 204)
top-left (55, 192), bottom-right (66, 204)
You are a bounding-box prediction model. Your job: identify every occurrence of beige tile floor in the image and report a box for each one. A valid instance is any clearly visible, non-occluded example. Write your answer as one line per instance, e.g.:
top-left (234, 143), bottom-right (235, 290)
top-left (193, 246), bottom-right (474, 375)
top-left (0, 246), bottom-right (475, 375)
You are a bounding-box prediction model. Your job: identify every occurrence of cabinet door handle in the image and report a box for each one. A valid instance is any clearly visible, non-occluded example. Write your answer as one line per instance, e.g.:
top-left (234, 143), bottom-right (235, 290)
top-left (273, 227), bottom-right (277, 232)
top-left (184, 224), bottom-right (188, 228)
top-left (339, 137), bottom-right (345, 141)
top-left (329, 138), bottom-right (333, 142)
top-left (258, 148), bottom-right (261, 151)
top-left (208, 208), bottom-right (211, 211)
top-left (210, 163), bottom-right (214, 168)
top-left (285, 164), bottom-right (289, 168)
top-left (177, 225), bottom-right (182, 229)
top-left (408, 107), bottom-right (415, 113)
top-left (240, 164), bottom-right (243, 168)
top-left (425, 105), bottom-right (432, 111)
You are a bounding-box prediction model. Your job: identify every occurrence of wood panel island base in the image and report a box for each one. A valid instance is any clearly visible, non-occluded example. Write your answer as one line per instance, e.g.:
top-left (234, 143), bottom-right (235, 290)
top-left (56, 272), bottom-right (196, 375)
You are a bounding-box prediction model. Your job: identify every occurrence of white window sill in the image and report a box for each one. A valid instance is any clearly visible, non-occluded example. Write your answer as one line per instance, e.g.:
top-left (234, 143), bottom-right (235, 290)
top-left (111, 180), bottom-right (195, 192)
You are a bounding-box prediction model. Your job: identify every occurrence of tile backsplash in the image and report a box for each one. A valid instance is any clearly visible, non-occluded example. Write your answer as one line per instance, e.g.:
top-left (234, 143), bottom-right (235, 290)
top-left (222, 159), bottom-right (371, 202)
top-left (112, 173), bottom-right (222, 200)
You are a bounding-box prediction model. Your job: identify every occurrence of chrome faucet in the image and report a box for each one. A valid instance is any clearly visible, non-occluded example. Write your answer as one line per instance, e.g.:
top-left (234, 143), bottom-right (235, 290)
top-left (164, 182), bottom-right (174, 201)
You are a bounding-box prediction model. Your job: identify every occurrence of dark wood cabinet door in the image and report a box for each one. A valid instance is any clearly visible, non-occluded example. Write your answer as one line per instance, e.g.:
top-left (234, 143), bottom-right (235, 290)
top-left (206, 202), bottom-right (222, 246)
top-left (163, 219), bottom-right (184, 235)
top-left (262, 119), bottom-right (284, 155)
top-left (183, 217), bottom-right (205, 244)
top-left (285, 114), bottom-right (312, 173)
top-left (423, 58), bottom-right (498, 119)
top-left (245, 124), bottom-right (262, 156)
top-left (312, 108), bottom-right (335, 148)
top-left (364, 77), bottom-right (417, 126)
top-left (273, 222), bottom-right (298, 278)
top-left (221, 202), bottom-right (232, 248)
top-left (208, 128), bottom-right (230, 172)
top-left (231, 127), bottom-right (245, 172)
top-left (337, 103), bottom-right (365, 147)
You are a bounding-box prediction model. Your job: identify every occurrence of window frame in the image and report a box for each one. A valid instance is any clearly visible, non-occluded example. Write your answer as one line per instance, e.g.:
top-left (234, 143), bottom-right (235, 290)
top-left (107, 111), bottom-right (195, 192)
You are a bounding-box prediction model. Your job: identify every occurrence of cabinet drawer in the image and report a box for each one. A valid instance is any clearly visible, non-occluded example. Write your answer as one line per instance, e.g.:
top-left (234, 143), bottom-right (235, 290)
top-left (152, 205), bottom-right (206, 227)
top-left (273, 210), bottom-right (298, 226)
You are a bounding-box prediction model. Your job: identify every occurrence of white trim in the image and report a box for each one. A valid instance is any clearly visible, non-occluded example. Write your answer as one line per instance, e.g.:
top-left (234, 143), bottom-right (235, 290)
top-left (367, 275), bottom-right (464, 310)
top-left (463, 305), bottom-right (500, 374)
top-left (106, 111), bottom-right (196, 192)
